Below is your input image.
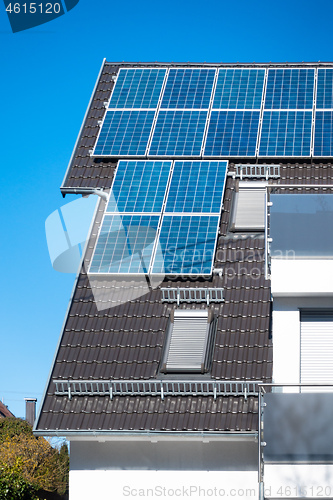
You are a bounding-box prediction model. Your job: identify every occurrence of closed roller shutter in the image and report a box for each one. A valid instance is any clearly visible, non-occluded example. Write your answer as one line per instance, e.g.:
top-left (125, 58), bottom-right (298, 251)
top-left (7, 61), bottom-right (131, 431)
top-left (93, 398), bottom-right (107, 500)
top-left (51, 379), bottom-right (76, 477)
top-left (301, 310), bottom-right (333, 387)
top-left (163, 310), bottom-right (211, 373)
top-left (231, 183), bottom-right (266, 231)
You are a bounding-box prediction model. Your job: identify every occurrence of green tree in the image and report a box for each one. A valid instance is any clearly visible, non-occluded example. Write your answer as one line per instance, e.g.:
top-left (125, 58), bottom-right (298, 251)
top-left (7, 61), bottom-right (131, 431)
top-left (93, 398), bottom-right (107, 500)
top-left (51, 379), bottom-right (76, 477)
top-left (0, 418), bottom-right (69, 499)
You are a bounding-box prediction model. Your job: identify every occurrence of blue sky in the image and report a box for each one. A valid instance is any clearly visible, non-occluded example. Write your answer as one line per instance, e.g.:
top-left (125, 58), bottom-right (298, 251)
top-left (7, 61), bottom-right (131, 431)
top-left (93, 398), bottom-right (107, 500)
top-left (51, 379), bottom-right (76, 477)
top-left (1, 0), bottom-right (333, 418)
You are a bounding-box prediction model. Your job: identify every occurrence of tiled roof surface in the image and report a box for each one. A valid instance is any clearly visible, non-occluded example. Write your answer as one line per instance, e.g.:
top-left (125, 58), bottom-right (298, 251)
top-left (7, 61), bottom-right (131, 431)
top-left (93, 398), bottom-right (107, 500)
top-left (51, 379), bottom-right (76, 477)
top-left (39, 395), bottom-right (258, 432)
top-left (36, 62), bottom-right (333, 434)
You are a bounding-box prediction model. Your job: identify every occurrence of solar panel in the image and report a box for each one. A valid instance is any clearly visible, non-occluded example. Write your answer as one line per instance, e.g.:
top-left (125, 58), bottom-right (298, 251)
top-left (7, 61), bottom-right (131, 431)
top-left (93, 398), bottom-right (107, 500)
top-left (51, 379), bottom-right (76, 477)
top-left (89, 214), bottom-right (159, 274)
top-left (94, 110), bottom-right (155, 156)
top-left (259, 111), bottom-right (312, 156)
top-left (109, 68), bottom-right (166, 109)
top-left (313, 111), bottom-right (333, 157)
top-left (316, 69), bottom-right (333, 109)
top-left (151, 215), bottom-right (219, 275)
top-left (165, 161), bottom-right (227, 213)
top-left (149, 110), bottom-right (207, 156)
top-left (107, 160), bottom-right (172, 213)
top-left (265, 68), bottom-right (315, 110)
top-left (204, 111), bottom-right (259, 156)
top-left (213, 68), bottom-right (265, 109)
top-left (160, 68), bottom-right (215, 109)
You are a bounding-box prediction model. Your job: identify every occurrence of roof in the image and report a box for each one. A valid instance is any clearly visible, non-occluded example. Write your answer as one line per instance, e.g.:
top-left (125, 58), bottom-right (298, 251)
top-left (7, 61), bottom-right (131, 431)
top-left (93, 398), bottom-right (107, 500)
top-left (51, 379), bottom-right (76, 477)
top-left (35, 61), bottom-right (333, 435)
top-left (0, 401), bottom-right (14, 418)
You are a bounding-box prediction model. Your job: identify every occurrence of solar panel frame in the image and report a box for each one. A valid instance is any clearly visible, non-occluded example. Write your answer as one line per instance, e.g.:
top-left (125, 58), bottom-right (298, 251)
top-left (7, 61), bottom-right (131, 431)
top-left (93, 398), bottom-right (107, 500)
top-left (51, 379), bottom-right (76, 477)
top-left (258, 110), bottom-right (312, 157)
top-left (108, 67), bottom-right (167, 109)
top-left (89, 214), bottom-right (161, 275)
top-left (316, 69), bottom-right (333, 110)
top-left (150, 214), bottom-right (220, 276)
top-left (93, 110), bottom-right (155, 157)
top-left (106, 160), bottom-right (172, 213)
top-left (165, 160), bottom-right (228, 214)
top-left (203, 110), bottom-right (260, 157)
top-left (148, 110), bottom-right (208, 157)
top-left (264, 68), bottom-right (315, 110)
top-left (313, 110), bottom-right (333, 157)
top-left (160, 68), bottom-right (216, 110)
top-left (212, 68), bottom-right (265, 110)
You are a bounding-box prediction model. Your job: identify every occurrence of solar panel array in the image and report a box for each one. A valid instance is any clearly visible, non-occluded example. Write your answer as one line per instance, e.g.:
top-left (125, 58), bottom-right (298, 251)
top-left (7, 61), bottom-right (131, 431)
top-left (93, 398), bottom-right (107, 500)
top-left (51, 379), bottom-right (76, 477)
top-left (93, 66), bottom-right (333, 158)
top-left (89, 160), bottom-right (228, 276)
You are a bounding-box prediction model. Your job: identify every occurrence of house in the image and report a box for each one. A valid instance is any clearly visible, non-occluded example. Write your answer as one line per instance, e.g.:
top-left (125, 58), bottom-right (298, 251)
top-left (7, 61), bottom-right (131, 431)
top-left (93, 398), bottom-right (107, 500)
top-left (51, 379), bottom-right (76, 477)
top-left (34, 61), bottom-right (333, 499)
top-left (0, 401), bottom-right (14, 419)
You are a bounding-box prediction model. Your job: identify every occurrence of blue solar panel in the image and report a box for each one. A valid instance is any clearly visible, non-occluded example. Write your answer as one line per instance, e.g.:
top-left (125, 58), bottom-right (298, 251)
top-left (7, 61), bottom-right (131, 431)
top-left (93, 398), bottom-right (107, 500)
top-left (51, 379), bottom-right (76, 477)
top-left (89, 214), bottom-right (159, 274)
top-left (151, 215), bottom-right (219, 275)
top-left (160, 68), bottom-right (215, 109)
top-left (265, 69), bottom-right (315, 109)
top-left (259, 111), bottom-right (312, 156)
top-left (107, 160), bottom-right (172, 213)
top-left (94, 110), bottom-right (155, 156)
top-left (314, 111), bottom-right (333, 156)
top-left (204, 111), bottom-right (259, 156)
top-left (109, 68), bottom-right (166, 109)
top-left (213, 68), bottom-right (265, 109)
top-left (165, 161), bottom-right (227, 213)
top-left (317, 69), bottom-right (333, 109)
top-left (149, 110), bottom-right (207, 156)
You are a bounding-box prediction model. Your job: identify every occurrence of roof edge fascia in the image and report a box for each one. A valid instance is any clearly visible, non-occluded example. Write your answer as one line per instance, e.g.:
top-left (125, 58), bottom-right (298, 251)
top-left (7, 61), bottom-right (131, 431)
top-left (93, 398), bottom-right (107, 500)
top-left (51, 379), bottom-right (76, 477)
top-left (34, 430), bottom-right (258, 442)
top-left (104, 61), bottom-right (333, 68)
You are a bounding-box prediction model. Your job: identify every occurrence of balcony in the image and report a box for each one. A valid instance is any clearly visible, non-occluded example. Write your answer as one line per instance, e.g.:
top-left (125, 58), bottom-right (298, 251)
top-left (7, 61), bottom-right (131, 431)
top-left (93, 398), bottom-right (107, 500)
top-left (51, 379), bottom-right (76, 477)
top-left (259, 384), bottom-right (333, 499)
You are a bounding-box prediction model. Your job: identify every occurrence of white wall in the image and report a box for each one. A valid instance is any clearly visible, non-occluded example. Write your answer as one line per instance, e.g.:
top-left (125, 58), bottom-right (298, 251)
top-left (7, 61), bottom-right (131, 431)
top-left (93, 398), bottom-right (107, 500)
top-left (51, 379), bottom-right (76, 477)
top-left (69, 470), bottom-right (259, 500)
top-left (271, 260), bottom-right (333, 297)
top-left (272, 297), bottom-right (333, 386)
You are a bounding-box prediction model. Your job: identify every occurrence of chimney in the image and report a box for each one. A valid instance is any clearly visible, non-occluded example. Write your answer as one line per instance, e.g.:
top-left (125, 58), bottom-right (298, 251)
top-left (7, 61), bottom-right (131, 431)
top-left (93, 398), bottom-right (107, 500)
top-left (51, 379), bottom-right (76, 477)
top-left (25, 398), bottom-right (37, 426)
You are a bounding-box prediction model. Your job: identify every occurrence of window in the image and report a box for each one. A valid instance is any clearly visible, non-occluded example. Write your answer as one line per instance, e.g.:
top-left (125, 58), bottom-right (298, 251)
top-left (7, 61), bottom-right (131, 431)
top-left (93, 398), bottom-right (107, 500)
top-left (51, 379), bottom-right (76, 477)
top-left (161, 310), bottom-right (216, 373)
top-left (300, 310), bottom-right (333, 386)
top-left (230, 181), bottom-right (266, 232)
